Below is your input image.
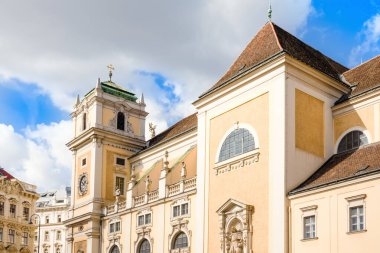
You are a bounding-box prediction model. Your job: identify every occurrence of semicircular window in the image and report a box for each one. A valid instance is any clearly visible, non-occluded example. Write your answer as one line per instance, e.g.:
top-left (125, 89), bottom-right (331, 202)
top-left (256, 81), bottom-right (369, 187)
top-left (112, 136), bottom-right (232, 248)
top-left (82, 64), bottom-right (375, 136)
top-left (337, 130), bottom-right (368, 153)
top-left (218, 128), bottom-right (255, 162)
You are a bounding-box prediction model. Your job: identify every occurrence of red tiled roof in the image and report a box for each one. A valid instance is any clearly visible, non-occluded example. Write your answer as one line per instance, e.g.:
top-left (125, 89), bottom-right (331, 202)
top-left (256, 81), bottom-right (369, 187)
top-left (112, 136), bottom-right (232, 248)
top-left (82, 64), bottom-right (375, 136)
top-left (342, 55), bottom-right (380, 98)
top-left (0, 168), bottom-right (14, 180)
top-left (290, 142), bottom-right (380, 194)
top-left (201, 22), bottom-right (348, 98)
top-left (147, 113), bottom-right (197, 148)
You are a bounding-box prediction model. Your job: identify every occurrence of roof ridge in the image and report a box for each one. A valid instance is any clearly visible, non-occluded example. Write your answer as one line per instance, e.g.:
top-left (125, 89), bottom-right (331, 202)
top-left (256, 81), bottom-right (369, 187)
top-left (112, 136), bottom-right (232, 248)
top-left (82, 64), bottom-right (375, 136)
top-left (344, 54), bottom-right (380, 74)
top-left (269, 21), bottom-right (283, 51)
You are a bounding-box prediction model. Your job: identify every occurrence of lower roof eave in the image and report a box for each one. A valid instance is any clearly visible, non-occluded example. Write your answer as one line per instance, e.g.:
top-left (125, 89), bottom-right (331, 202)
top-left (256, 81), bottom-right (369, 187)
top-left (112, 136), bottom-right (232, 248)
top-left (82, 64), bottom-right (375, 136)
top-left (288, 168), bottom-right (380, 198)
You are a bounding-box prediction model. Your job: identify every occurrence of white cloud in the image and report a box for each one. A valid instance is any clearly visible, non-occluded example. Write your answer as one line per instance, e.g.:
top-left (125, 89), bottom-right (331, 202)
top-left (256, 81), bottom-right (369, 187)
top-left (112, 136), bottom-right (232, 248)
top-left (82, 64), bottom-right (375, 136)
top-left (0, 0), bottom-right (314, 190)
top-left (0, 0), bottom-right (313, 119)
top-left (0, 121), bottom-right (72, 192)
top-left (349, 13), bottom-right (380, 66)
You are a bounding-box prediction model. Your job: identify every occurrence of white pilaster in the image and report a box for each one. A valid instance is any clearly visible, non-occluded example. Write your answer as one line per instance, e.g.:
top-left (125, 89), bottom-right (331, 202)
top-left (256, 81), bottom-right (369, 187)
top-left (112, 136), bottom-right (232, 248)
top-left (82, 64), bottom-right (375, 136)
top-left (268, 73), bottom-right (287, 253)
top-left (195, 111), bottom-right (207, 253)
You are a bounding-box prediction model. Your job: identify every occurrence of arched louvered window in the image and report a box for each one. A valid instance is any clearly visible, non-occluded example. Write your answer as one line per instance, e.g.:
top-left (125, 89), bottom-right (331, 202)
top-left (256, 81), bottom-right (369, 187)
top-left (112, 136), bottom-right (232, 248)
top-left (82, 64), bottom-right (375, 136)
top-left (172, 232), bottom-right (188, 249)
top-left (138, 239), bottom-right (150, 253)
top-left (219, 128), bottom-right (255, 162)
top-left (337, 130), bottom-right (368, 153)
top-left (117, 112), bottom-right (125, 131)
top-left (109, 245), bottom-right (120, 253)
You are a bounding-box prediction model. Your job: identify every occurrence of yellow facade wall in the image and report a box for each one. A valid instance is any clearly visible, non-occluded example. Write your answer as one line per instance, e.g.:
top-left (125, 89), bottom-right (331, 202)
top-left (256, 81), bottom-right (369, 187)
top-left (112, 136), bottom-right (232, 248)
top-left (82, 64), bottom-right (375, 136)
top-left (102, 146), bottom-right (131, 203)
top-left (102, 107), bottom-right (115, 126)
top-left (334, 106), bottom-right (374, 142)
top-left (75, 151), bottom-right (92, 200)
top-left (295, 89), bottom-right (325, 157)
top-left (208, 93), bottom-right (269, 253)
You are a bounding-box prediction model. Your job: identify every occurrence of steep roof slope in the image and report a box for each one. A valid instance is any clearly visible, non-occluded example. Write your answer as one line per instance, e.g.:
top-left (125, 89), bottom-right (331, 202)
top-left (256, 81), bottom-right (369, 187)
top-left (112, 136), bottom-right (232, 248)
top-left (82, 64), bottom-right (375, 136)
top-left (201, 22), bottom-right (348, 97)
top-left (342, 55), bottom-right (380, 98)
top-left (147, 113), bottom-right (197, 148)
top-left (290, 142), bottom-right (380, 195)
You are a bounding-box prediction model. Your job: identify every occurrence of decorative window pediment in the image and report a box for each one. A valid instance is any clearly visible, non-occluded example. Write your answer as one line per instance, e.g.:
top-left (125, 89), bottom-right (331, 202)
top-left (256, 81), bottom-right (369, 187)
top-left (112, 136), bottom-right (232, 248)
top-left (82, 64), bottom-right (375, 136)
top-left (217, 199), bottom-right (253, 253)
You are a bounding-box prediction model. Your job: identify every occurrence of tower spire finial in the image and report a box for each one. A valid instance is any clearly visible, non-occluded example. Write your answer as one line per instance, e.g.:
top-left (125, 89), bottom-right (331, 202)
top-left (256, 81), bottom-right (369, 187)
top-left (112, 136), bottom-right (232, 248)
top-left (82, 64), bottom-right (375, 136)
top-left (268, 0), bottom-right (272, 21)
top-left (107, 64), bottom-right (114, 82)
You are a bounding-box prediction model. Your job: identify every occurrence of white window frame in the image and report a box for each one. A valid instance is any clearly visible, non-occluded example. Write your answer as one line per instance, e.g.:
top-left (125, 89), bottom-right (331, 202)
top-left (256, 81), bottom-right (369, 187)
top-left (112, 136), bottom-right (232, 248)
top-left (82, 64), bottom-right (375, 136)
top-left (171, 199), bottom-right (190, 221)
top-left (300, 205), bottom-right (318, 241)
top-left (109, 219), bottom-right (121, 234)
top-left (136, 209), bottom-right (152, 228)
top-left (345, 194), bottom-right (367, 233)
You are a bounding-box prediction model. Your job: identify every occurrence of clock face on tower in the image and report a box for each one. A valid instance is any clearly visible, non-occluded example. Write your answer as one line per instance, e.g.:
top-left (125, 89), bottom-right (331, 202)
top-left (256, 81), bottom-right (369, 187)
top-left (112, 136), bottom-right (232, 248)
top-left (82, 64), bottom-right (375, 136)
top-left (78, 174), bottom-right (88, 195)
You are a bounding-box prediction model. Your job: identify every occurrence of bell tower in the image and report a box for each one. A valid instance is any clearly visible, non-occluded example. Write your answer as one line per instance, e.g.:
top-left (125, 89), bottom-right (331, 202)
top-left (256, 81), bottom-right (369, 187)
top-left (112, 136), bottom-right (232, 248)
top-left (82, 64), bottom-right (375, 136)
top-left (65, 70), bottom-right (148, 253)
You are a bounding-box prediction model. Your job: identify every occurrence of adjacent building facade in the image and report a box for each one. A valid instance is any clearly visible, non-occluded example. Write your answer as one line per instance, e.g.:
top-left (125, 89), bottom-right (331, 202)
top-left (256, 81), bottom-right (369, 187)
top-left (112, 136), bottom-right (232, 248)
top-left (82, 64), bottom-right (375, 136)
top-left (35, 188), bottom-right (71, 253)
top-left (65, 21), bottom-right (380, 253)
top-left (0, 168), bottom-right (39, 253)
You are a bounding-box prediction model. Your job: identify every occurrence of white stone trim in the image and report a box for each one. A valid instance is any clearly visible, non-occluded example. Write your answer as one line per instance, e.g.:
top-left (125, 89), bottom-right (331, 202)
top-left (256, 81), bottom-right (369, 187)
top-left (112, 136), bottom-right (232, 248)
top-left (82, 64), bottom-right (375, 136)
top-left (346, 194), bottom-right (367, 233)
top-left (300, 205), bottom-right (318, 240)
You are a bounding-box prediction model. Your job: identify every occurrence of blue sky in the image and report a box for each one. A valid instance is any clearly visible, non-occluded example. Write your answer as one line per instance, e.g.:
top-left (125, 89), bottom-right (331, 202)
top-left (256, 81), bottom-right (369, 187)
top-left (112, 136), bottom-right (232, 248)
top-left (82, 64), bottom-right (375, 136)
top-left (0, 0), bottom-right (379, 190)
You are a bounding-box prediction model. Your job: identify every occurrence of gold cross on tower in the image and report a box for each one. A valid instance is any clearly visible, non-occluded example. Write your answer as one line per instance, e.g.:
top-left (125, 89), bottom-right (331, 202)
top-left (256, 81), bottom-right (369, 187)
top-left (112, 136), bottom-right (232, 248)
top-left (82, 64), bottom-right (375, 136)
top-left (107, 64), bottom-right (115, 81)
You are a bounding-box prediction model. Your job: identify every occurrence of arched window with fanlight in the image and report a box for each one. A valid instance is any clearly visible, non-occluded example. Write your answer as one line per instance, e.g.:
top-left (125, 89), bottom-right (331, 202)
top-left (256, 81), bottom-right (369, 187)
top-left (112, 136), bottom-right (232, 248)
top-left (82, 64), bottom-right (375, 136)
top-left (218, 128), bottom-right (256, 162)
top-left (337, 130), bottom-right (368, 153)
top-left (138, 239), bottom-right (150, 253)
top-left (117, 112), bottom-right (125, 131)
top-left (172, 232), bottom-right (188, 250)
top-left (109, 245), bottom-right (120, 253)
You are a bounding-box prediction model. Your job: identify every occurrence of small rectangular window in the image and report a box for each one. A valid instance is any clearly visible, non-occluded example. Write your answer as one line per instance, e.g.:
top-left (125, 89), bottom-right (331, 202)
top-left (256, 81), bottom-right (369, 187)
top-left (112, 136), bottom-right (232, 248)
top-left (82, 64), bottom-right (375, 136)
top-left (138, 215), bottom-right (144, 226)
top-left (10, 204), bottom-right (16, 218)
top-left (0, 228), bottom-right (3, 242)
top-left (181, 203), bottom-right (189, 216)
top-left (173, 205), bottom-right (180, 217)
top-left (56, 231), bottom-right (61, 240)
top-left (115, 222), bottom-right (120, 232)
top-left (44, 231), bottom-right (49, 241)
top-left (303, 215), bottom-right (316, 239)
top-left (145, 213), bottom-right (151, 224)
top-left (350, 206), bottom-right (364, 232)
top-left (23, 207), bottom-right (29, 221)
top-left (57, 215), bottom-right (62, 223)
top-left (22, 232), bottom-right (28, 245)
top-left (116, 158), bottom-right (125, 166)
top-left (109, 221), bottom-right (120, 233)
top-left (8, 229), bottom-right (15, 244)
top-left (81, 158), bottom-right (87, 166)
top-left (45, 216), bottom-right (50, 224)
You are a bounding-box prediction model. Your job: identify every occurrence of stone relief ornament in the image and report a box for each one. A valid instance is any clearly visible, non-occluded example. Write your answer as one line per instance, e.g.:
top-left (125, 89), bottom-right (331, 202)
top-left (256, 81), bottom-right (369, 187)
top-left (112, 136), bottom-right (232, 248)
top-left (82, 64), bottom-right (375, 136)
top-left (217, 199), bottom-right (253, 253)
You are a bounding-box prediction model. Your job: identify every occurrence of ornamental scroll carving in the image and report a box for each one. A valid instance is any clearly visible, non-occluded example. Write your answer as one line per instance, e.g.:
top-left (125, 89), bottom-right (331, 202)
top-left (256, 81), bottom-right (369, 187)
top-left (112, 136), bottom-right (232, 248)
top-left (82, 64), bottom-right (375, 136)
top-left (217, 199), bottom-right (253, 253)
top-left (214, 152), bottom-right (260, 176)
top-left (0, 179), bottom-right (23, 195)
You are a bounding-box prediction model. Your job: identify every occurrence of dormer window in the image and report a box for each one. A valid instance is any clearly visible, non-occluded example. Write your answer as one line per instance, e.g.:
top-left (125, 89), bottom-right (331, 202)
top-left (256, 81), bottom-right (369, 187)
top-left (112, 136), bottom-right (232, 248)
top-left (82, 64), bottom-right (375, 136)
top-left (117, 112), bottom-right (125, 131)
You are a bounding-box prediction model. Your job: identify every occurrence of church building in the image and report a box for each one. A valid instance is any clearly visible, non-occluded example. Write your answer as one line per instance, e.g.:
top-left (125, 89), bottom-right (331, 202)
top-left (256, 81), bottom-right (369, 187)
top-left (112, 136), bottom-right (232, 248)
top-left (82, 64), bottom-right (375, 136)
top-left (64, 22), bottom-right (380, 253)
